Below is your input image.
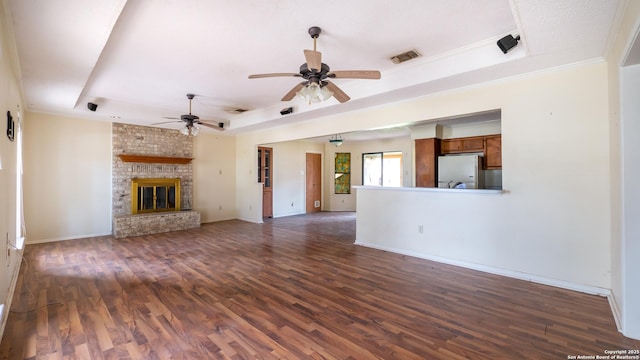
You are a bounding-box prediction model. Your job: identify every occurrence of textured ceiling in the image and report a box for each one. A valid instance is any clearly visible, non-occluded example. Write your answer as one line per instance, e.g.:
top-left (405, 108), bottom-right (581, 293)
top-left (2, 0), bottom-right (625, 136)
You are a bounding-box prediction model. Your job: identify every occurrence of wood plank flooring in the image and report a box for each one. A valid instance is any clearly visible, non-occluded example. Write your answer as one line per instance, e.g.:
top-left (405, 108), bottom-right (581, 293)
top-left (1, 212), bottom-right (638, 359)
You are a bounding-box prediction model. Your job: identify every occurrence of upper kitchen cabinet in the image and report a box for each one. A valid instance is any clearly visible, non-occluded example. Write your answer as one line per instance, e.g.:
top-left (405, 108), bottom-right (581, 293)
top-left (484, 134), bottom-right (502, 169)
top-left (439, 134), bottom-right (502, 170)
top-left (441, 136), bottom-right (485, 154)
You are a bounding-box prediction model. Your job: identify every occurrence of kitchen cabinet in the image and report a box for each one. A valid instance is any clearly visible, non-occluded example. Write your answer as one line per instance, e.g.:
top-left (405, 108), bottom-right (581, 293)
top-left (415, 138), bottom-right (440, 187)
top-left (484, 134), bottom-right (502, 169)
top-left (441, 136), bottom-right (484, 154)
top-left (416, 135), bottom-right (502, 186)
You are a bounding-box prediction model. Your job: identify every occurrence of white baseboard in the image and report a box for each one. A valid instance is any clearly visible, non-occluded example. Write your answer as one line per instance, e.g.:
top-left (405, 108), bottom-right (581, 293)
top-left (272, 210), bottom-right (306, 219)
top-left (26, 231), bottom-right (113, 244)
top-left (236, 216), bottom-right (263, 224)
top-left (355, 241), bottom-right (611, 297)
top-left (0, 253), bottom-right (23, 341)
top-left (608, 291), bottom-right (623, 333)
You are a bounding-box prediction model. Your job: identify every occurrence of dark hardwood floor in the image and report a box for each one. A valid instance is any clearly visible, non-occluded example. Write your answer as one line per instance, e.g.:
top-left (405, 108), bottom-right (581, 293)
top-left (1, 212), bottom-right (638, 359)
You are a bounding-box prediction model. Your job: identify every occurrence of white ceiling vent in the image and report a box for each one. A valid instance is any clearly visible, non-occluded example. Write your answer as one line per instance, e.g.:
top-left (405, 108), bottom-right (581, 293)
top-left (390, 50), bottom-right (421, 64)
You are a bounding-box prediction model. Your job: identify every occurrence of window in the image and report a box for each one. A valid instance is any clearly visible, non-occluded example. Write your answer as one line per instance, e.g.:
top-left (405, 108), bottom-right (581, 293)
top-left (362, 152), bottom-right (403, 187)
top-left (334, 153), bottom-right (351, 194)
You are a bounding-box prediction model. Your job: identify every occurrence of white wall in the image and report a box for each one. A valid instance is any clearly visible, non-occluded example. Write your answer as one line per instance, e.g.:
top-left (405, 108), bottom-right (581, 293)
top-left (324, 137), bottom-right (414, 211)
top-left (193, 133), bottom-right (237, 223)
top-left (440, 120), bottom-right (501, 139)
top-left (355, 63), bottom-right (611, 291)
top-left (0, 2), bottom-right (26, 337)
top-left (236, 136), bottom-right (414, 217)
top-left (237, 61), bottom-right (612, 291)
top-left (258, 140), bottom-right (325, 218)
top-left (606, 0), bottom-right (640, 340)
top-left (21, 118), bottom-right (240, 239)
top-left (23, 113), bottom-right (112, 242)
top-left (621, 64), bottom-right (640, 339)
top-left (257, 128), bottom-right (500, 214)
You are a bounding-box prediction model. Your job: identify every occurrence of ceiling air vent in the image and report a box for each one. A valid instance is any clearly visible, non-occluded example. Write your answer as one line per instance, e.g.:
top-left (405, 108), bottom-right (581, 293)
top-left (390, 49), bottom-right (421, 64)
top-left (226, 108), bottom-right (250, 114)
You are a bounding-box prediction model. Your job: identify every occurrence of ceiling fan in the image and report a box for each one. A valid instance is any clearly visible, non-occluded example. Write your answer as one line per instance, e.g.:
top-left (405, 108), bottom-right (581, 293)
top-left (248, 26), bottom-right (381, 104)
top-left (154, 93), bottom-right (225, 135)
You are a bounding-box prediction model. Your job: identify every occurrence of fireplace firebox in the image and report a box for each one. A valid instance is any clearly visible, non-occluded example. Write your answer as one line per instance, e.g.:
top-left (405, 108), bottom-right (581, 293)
top-left (131, 178), bottom-right (181, 214)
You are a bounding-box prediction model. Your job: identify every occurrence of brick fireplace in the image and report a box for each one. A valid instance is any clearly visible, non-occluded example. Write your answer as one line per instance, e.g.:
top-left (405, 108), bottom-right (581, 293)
top-left (111, 123), bottom-right (200, 238)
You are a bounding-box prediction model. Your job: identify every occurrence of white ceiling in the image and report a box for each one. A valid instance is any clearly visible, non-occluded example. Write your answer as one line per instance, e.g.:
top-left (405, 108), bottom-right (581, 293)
top-left (2, 0), bottom-right (625, 136)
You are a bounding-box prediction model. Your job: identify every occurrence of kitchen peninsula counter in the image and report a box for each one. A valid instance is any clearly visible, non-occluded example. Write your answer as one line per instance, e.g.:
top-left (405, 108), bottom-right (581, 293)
top-left (352, 185), bottom-right (503, 194)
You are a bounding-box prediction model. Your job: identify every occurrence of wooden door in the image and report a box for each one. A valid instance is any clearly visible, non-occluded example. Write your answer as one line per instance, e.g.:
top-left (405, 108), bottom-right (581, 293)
top-left (306, 153), bottom-right (322, 213)
top-left (258, 146), bottom-right (273, 218)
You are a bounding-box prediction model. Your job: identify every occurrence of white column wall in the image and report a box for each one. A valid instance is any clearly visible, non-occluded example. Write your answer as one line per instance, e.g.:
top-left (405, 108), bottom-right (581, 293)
top-left (621, 64), bottom-right (640, 339)
top-left (193, 133), bottom-right (237, 223)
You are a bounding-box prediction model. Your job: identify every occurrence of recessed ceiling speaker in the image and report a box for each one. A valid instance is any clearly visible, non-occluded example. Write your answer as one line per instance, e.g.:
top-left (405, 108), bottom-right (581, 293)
top-left (497, 34), bottom-right (520, 54)
top-left (87, 102), bottom-right (98, 111)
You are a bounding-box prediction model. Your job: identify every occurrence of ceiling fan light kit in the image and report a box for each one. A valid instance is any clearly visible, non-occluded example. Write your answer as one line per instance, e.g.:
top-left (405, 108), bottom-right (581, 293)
top-left (180, 124), bottom-right (199, 136)
top-left (153, 93), bottom-right (225, 136)
top-left (248, 26), bottom-right (381, 104)
top-left (297, 81), bottom-right (333, 104)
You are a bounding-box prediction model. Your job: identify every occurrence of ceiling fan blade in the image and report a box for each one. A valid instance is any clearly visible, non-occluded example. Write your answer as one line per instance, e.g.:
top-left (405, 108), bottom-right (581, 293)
top-left (304, 50), bottom-right (322, 71)
top-left (281, 82), bottom-right (307, 101)
top-left (328, 70), bottom-right (381, 79)
top-left (152, 120), bottom-right (181, 125)
top-left (249, 73), bottom-right (302, 79)
top-left (198, 121), bottom-right (225, 131)
top-left (325, 81), bottom-right (351, 103)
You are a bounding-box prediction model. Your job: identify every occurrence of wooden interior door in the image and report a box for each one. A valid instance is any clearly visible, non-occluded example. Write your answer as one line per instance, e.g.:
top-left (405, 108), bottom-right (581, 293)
top-left (258, 146), bottom-right (273, 218)
top-left (306, 153), bottom-right (322, 213)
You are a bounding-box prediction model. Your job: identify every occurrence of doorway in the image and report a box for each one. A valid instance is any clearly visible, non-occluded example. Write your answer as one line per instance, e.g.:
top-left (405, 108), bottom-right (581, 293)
top-left (306, 153), bottom-right (321, 213)
top-left (258, 146), bottom-right (273, 218)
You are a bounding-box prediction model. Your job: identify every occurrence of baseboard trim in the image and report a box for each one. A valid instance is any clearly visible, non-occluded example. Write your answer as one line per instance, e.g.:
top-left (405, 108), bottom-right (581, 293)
top-left (355, 241), bottom-right (611, 297)
top-left (0, 252), bottom-right (23, 341)
top-left (26, 232), bottom-right (113, 245)
top-left (608, 291), bottom-right (623, 333)
top-left (236, 216), bottom-right (263, 224)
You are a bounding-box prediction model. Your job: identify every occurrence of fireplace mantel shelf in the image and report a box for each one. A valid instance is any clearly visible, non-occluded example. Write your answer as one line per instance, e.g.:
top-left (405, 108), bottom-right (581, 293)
top-left (118, 154), bottom-right (193, 164)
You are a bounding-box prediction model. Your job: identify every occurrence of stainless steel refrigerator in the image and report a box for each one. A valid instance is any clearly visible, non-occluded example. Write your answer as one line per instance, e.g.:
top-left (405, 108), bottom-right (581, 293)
top-left (437, 155), bottom-right (484, 189)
